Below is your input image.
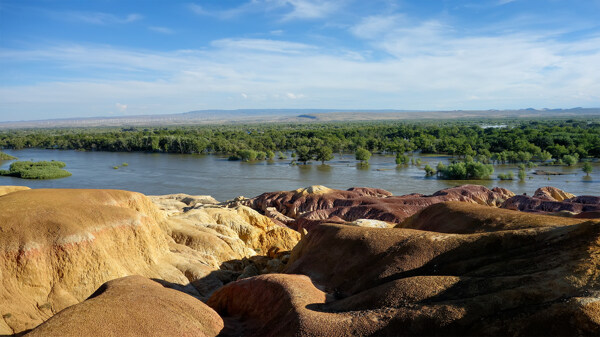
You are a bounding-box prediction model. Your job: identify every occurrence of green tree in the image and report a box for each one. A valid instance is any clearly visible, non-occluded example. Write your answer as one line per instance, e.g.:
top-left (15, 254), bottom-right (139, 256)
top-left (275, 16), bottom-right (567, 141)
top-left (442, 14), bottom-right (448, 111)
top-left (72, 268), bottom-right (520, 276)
top-left (295, 146), bottom-right (312, 164)
top-left (563, 154), bottom-right (578, 166)
top-left (238, 149), bottom-right (258, 162)
top-left (314, 146), bottom-right (334, 164)
top-left (583, 162), bottom-right (593, 176)
top-left (355, 148), bottom-right (371, 164)
top-left (538, 150), bottom-right (553, 162)
top-left (424, 164), bottom-right (435, 176)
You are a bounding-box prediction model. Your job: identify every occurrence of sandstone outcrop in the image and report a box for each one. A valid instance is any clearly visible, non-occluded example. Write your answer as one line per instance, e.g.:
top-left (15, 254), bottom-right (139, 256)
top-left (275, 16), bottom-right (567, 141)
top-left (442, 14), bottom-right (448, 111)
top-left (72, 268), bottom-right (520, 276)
top-left (533, 186), bottom-right (576, 201)
top-left (0, 185), bottom-right (30, 196)
top-left (27, 276), bottom-right (224, 337)
top-left (0, 188), bottom-right (299, 335)
top-left (210, 219), bottom-right (600, 336)
top-left (250, 184), bottom-right (514, 229)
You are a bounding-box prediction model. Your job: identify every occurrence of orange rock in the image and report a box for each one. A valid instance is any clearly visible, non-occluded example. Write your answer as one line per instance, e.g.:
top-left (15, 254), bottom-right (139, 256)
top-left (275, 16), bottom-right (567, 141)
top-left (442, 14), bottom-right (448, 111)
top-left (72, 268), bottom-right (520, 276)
top-left (27, 276), bottom-right (224, 337)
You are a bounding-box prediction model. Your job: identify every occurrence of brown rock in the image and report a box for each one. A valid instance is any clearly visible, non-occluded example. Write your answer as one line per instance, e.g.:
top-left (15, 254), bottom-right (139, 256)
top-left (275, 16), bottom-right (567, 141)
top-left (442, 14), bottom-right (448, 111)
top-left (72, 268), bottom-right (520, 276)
top-left (398, 201), bottom-right (588, 233)
top-left (209, 218), bottom-right (600, 336)
top-left (27, 276), bottom-right (224, 337)
top-left (502, 194), bottom-right (600, 214)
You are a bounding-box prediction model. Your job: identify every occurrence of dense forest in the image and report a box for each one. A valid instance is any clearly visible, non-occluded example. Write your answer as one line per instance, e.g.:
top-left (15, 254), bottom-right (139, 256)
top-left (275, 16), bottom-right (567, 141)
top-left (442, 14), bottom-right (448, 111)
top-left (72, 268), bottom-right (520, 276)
top-left (1, 119), bottom-right (599, 166)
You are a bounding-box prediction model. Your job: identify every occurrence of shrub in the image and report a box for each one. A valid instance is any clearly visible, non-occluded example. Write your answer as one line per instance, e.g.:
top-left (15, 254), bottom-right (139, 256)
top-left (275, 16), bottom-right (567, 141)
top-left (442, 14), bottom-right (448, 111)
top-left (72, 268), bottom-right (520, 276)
top-left (395, 153), bottom-right (409, 165)
top-left (0, 151), bottom-right (17, 160)
top-left (563, 154), bottom-right (579, 166)
top-left (0, 160), bottom-right (71, 179)
top-left (424, 164), bottom-right (435, 176)
top-left (438, 161), bottom-right (494, 180)
top-left (518, 169), bottom-right (526, 181)
top-left (238, 149), bottom-right (258, 162)
top-left (498, 172), bottom-right (514, 180)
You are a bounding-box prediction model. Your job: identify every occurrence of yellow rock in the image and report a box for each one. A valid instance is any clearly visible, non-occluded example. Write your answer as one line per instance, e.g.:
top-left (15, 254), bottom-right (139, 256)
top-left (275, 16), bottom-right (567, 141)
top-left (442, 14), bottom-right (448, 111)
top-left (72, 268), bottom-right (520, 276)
top-left (0, 185), bottom-right (30, 196)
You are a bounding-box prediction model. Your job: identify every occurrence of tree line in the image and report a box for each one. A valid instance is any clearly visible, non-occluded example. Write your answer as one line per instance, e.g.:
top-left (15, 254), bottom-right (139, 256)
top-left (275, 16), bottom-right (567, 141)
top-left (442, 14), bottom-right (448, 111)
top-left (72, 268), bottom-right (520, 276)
top-left (1, 119), bottom-right (599, 165)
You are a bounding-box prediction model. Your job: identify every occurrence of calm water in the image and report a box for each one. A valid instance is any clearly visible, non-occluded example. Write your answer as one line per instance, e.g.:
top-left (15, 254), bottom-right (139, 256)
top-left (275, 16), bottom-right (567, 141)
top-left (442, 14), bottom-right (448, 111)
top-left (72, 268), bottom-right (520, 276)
top-left (1, 149), bottom-right (598, 201)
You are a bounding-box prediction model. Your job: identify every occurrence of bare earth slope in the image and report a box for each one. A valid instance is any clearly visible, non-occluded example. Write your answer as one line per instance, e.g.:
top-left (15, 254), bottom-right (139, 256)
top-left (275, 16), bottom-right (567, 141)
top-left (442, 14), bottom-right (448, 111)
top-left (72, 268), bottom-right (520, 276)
top-left (399, 201), bottom-right (590, 233)
top-left (27, 275), bottom-right (224, 337)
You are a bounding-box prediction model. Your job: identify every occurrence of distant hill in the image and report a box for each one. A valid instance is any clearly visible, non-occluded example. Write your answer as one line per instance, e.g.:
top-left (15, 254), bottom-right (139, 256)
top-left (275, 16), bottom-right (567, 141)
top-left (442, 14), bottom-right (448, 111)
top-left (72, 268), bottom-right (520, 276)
top-left (1, 108), bottom-right (599, 128)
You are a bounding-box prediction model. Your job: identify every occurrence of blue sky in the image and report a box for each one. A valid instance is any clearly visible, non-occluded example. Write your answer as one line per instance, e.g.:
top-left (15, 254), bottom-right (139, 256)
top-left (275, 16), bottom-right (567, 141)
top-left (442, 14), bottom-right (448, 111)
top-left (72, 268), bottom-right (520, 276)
top-left (1, 0), bottom-right (599, 121)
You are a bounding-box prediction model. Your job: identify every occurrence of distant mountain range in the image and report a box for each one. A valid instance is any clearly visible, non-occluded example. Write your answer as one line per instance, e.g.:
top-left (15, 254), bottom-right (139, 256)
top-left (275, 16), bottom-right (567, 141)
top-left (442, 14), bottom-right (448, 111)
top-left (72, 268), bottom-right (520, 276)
top-left (1, 108), bottom-right (599, 128)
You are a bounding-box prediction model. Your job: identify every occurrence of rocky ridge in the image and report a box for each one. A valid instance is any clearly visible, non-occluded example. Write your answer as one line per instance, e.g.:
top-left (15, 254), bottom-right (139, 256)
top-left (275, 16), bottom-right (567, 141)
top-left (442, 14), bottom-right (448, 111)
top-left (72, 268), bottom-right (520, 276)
top-left (0, 184), bottom-right (598, 336)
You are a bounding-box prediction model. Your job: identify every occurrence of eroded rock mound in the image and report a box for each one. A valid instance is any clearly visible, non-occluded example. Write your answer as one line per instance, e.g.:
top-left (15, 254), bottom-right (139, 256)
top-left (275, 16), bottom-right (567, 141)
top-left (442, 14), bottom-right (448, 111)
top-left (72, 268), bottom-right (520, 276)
top-left (533, 186), bottom-right (576, 201)
top-left (502, 187), bottom-right (600, 216)
top-left (0, 188), bottom-right (299, 335)
top-left (250, 185), bottom-right (514, 229)
top-left (0, 189), bottom-right (189, 334)
top-left (399, 201), bottom-right (589, 233)
top-left (27, 276), bottom-right (224, 337)
top-left (209, 220), bottom-right (600, 336)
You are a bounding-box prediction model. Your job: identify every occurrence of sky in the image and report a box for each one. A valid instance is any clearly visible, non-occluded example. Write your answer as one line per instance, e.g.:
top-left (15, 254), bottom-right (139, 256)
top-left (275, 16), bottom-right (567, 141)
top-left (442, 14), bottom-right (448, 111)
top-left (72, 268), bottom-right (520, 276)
top-left (0, 0), bottom-right (599, 122)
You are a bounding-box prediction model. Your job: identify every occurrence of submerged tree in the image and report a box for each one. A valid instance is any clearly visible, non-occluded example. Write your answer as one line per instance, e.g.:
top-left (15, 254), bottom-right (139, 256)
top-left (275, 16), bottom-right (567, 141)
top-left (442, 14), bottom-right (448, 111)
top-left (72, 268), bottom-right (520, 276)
top-left (355, 148), bottom-right (371, 165)
top-left (583, 162), bottom-right (593, 176)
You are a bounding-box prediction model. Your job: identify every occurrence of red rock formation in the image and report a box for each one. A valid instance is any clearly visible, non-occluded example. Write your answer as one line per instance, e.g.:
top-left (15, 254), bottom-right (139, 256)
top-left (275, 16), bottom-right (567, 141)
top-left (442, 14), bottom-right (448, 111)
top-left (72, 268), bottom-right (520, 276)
top-left (250, 185), bottom-right (515, 229)
top-left (209, 220), bottom-right (600, 336)
top-left (501, 187), bottom-right (600, 214)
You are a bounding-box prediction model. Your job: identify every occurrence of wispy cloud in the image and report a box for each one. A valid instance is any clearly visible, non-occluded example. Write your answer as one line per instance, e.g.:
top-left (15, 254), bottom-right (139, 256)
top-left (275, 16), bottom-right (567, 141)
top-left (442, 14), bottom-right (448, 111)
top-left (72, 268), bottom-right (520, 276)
top-left (498, 0), bottom-right (518, 5)
top-left (271, 0), bottom-right (341, 21)
top-left (188, 0), bottom-right (341, 21)
top-left (148, 26), bottom-right (174, 34)
top-left (59, 11), bottom-right (142, 25)
top-left (210, 38), bottom-right (316, 53)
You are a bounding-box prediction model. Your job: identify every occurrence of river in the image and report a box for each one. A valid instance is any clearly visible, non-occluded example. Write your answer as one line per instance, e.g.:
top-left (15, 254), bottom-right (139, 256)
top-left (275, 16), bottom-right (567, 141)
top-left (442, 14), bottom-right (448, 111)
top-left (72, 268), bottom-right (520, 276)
top-left (1, 149), bottom-right (598, 201)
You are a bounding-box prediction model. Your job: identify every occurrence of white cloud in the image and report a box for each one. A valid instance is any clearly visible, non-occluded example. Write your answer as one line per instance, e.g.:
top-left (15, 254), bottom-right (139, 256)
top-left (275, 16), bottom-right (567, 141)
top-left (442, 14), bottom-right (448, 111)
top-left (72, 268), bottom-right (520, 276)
top-left (286, 92), bottom-right (305, 99)
top-left (1, 23), bottom-right (600, 119)
top-left (148, 26), bottom-right (174, 34)
top-left (498, 0), bottom-right (518, 5)
top-left (115, 103), bottom-right (127, 112)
